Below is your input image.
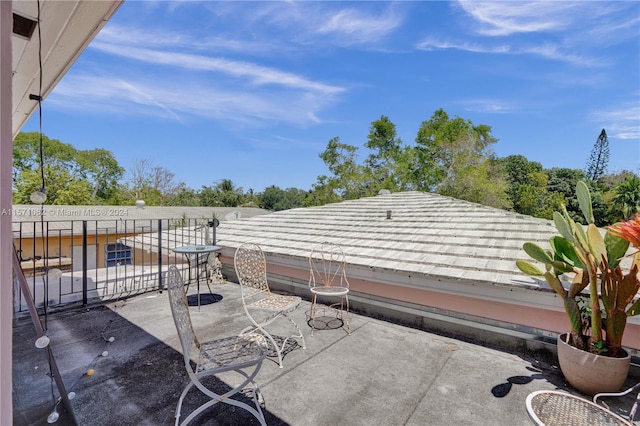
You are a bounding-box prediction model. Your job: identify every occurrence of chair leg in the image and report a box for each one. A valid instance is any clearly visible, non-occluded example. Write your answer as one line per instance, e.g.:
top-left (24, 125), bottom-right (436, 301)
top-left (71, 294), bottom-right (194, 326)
top-left (283, 311), bottom-right (306, 350)
top-left (174, 380), bottom-right (195, 426)
top-left (309, 295), bottom-right (350, 335)
top-left (344, 294), bottom-right (350, 335)
top-left (180, 367), bottom-right (266, 425)
top-left (309, 294), bottom-right (318, 336)
top-left (241, 312), bottom-right (305, 368)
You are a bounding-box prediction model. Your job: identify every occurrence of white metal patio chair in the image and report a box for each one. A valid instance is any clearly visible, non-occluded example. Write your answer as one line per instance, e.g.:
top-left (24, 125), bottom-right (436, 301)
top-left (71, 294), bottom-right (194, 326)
top-left (308, 242), bottom-right (350, 335)
top-left (526, 383), bottom-right (640, 425)
top-left (233, 243), bottom-right (306, 368)
top-left (166, 266), bottom-right (267, 425)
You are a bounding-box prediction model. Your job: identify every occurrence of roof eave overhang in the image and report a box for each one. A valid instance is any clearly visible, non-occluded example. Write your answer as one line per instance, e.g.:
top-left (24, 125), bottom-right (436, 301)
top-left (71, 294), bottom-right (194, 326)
top-left (11, 0), bottom-right (124, 137)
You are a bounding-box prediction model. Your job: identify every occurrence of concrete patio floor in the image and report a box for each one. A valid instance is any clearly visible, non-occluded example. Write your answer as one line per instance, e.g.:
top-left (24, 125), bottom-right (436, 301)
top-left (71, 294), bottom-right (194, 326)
top-left (13, 282), bottom-right (640, 425)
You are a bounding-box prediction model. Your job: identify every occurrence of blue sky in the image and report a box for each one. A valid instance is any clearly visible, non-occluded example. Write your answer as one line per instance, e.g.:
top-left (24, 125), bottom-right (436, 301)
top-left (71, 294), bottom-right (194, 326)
top-left (22, 1), bottom-right (640, 193)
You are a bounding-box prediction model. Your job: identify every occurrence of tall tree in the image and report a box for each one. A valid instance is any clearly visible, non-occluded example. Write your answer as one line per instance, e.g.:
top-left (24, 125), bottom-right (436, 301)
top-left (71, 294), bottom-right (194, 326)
top-left (13, 165), bottom-right (94, 205)
top-left (13, 132), bottom-right (124, 204)
top-left (364, 115), bottom-right (416, 192)
top-left (585, 128), bottom-right (609, 182)
top-left (414, 109), bottom-right (509, 207)
top-left (438, 154), bottom-right (511, 209)
top-left (214, 179), bottom-right (244, 207)
top-left (125, 158), bottom-right (182, 205)
top-left (546, 168), bottom-right (607, 225)
top-left (500, 155), bottom-right (548, 216)
top-left (319, 137), bottom-right (370, 199)
top-left (165, 185), bottom-right (199, 206)
top-left (259, 186), bottom-right (306, 211)
top-left (365, 116), bottom-right (400, 183)
top-left (414, 109), bottom-right (498, 192)
top-left (76, 148), bottom-right (124, 202)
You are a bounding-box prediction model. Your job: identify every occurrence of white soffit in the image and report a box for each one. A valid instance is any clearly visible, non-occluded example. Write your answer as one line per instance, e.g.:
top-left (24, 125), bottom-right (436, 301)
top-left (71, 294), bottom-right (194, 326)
top-left (11, 0), bottom-right (123, 137)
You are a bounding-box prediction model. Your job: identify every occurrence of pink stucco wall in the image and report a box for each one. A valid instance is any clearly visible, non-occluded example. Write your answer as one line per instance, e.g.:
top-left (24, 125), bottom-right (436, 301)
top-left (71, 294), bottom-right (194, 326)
top-left (220, 254), bottom-right (640, 350)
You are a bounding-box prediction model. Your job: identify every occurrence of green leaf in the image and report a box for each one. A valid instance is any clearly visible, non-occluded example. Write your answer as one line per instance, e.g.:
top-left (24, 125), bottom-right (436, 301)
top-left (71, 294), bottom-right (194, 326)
top-left (523, 242), bottom-right (553, 264)
top-left (544, 271), bottom-right (568, 298)
top-left (604, 232), bottom-right (630, 269)
top-left (587, 224), bottom-right (607, 267)
top-left (564, 297), bottom-right (583, 336)
top-left (576, 180), bottom-right (594, 224)
top-left (574, 220), bottom-right (590, 253)
top-left (550, 236), bottom-right (584, 268)
top-left (553, 211), bottom-right (573, 242)
top-left (552, 261), bottom-right (575, 274)
top-left (516, 260), bottom-right (544, 276)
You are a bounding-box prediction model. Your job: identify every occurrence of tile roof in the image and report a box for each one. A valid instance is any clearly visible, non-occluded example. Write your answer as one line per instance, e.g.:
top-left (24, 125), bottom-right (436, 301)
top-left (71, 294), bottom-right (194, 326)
top-left (214, 191), bottom-right (557, 290)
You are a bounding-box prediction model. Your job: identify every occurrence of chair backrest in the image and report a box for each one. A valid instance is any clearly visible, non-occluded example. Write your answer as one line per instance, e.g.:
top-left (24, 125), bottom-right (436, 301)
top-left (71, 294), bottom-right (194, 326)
top-left (309, 242), bottom-right (349, 289)
top-left (234, 243), bottom-right (271, 301)
top-left (166, 266), bottom-right (200, 369)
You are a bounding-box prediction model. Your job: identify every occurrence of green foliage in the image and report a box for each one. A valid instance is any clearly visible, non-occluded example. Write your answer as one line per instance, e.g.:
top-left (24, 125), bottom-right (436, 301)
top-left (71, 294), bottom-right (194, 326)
top-left (165, 186), bottom-right (200, 206)
top-left (75, 148), bottom-right (125, 200)
top-left (197, 179), bottom-right (245, 207)
top-left (307, 175), bottom-right (342, 206)
top-left (314, 110), bottom-right (509, 208)
top-left (318, 137), bottom-right (371, 199)
top-left (500, 155), bottom-right (572, 218)
top-left (609, 175), bottom-right (640, 221)
top-left (546, 168), bottom-right (609, 225)
top-left (259, 186), bottom-right (307, 211)
top-left (13, 165), bottom-right (94, 205)
top-left (414, 109), bottom-right (498, 192)
top-left (12, 132), bottom-right (123, 205)
top-left (438, 155), bottom-right (510, 209)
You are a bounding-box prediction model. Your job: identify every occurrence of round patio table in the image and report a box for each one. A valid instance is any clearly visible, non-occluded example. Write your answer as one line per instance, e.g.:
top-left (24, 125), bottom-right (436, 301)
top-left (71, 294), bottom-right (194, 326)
top-left (173, 245), bottom-right (221, 310)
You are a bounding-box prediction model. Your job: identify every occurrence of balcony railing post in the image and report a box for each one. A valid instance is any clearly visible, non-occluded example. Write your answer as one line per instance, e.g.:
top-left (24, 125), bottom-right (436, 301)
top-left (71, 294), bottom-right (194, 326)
top-left (82, 220), bottom-right (88, 305)
top-left (157, 219), bottom-right (163, 292)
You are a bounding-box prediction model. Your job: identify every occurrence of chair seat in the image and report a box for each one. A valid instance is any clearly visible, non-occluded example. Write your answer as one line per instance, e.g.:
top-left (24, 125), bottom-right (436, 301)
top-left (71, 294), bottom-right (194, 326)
top-left (526, 390), bottom-right (631, 426)
top-left (197, 335), bottom-right (266, 372)
top-left (249, 293), bottom-right (301, 312)
top-left (311, 286), bottom-right (349, 297)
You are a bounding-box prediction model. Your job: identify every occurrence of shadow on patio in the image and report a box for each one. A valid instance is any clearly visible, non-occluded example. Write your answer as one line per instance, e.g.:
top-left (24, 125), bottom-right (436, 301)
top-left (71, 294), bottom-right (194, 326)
top-left (13, 281), bottom-right (639, 425)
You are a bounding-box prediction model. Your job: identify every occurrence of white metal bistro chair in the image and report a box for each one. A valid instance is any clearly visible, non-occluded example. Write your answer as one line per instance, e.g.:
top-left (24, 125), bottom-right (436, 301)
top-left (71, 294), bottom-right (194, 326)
top-left (234, 243), bottom-right (306, 368)
top-left (308, 242), bottom-right (350, 335)
top-left (166, 266), bottom-right (267, 425)
top-left (526, 383), bottom-right (640, 425)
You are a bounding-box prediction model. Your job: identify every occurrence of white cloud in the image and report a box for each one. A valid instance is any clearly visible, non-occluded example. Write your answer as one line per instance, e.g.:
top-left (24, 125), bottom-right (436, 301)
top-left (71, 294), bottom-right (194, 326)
top-left (521, 43), bottom-right (604, 67)
top-left (456, 1), bottom-right (578, 36)
top-left (591, 104), bottom-right (640, 140)
top-left (209, 2), bottom-right (403, 48)
top-left (457, 99), bottom-right (519, 114)
top-left (416, 38), bottom-right (510, 54)
top-left (316, 8), bottom-right (402, 44)
top-left (90, 41), bottom-right (343, 96)
top-left (415, 37), bottom-right (602, 67)
top-left (48, 72), bottom-right (337, 127)
top-left (97, 25), bottom-right (278, 55)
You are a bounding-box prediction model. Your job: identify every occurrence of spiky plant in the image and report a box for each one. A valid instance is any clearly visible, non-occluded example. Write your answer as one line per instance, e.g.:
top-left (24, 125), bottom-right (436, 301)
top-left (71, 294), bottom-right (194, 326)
top-left (517, 181), bottom-right (640, 356)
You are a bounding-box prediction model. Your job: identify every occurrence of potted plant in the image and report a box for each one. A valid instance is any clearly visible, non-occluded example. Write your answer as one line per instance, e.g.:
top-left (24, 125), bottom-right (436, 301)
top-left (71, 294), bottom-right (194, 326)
top-left (516, 181), bottom-right (640, 395)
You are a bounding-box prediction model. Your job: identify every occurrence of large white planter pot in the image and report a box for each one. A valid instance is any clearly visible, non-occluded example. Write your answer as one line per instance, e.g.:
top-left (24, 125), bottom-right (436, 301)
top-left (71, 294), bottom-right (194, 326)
top-left (557, 333), bottom-right (630, 396)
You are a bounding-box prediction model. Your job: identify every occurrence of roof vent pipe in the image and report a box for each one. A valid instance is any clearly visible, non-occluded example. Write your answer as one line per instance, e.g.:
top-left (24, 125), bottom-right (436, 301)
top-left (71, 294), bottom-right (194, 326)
top-left (386, 210), bottom-right (392, 220)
